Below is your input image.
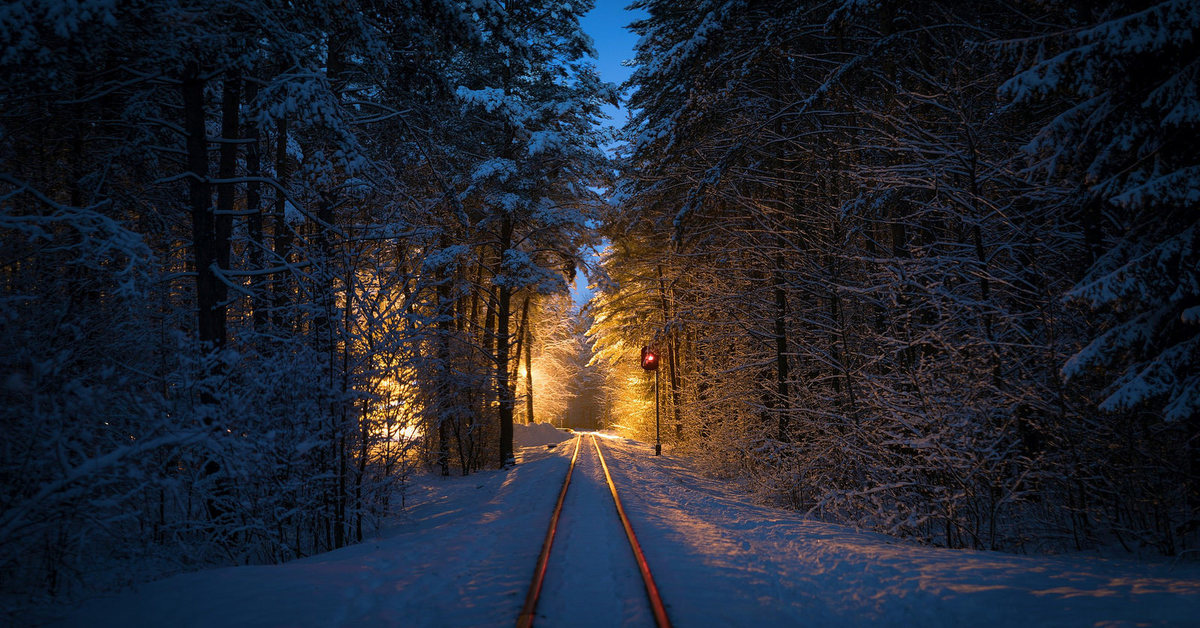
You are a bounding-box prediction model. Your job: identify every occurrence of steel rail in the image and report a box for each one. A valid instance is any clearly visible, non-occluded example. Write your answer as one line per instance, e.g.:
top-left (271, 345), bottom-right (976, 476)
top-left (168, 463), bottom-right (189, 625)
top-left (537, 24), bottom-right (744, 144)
top-left (591, 435), bottom-right (674, 628)
top-left (516, 435), bottom-right (582, 628)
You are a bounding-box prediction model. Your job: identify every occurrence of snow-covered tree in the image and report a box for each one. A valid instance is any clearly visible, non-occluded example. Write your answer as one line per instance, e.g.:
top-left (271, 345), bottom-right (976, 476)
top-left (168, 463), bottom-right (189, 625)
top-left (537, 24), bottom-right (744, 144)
top-left (0, 0), bottom-right (506, 613)
top-left (449, 0), bottom-right (613, 466)
top-left (1004, 0), bottom-right (1200, 552)
top-left (596, 0), bottom-right (1196, 553)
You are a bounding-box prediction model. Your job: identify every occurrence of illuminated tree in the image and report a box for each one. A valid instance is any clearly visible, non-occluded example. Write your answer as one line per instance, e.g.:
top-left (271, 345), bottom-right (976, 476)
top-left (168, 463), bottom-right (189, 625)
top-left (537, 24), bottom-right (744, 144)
top-left (0, 0), bottom-right (496, 607)
top-left (596, 0), bottom-right (1197, 553)
top-left (449, 0), bottom-right (612, 466)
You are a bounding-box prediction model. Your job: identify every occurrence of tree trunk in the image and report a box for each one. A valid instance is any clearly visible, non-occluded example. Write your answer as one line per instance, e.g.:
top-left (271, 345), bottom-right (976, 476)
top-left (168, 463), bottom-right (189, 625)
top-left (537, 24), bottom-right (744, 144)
top-left (183, 60), bottom-right (225, 524)
top-left (525, 308), bottom-right (534, 425)
top-left (215, 71), bottom-right (239, 320)
top-left (469, 254), bottom-right (485, 328)
top-left (479, 281), bottom-right (497, 468)
top-left (436, 248), bottom-right (453, 476)
top-left (496, 217), bottom-right (515, 467)
top-left (965, 133), bottom-right (1001, 386)
top-left (185, 63), bottom-right (221, 351)
top-left (511, 295), bottom-right (530, 386)
top-left (656, 265), bottom-right (684, 439)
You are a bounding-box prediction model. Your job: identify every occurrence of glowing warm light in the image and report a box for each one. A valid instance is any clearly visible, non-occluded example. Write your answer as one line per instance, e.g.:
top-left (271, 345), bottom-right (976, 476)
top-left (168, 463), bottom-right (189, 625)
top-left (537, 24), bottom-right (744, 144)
top-left (518, 350), bottom-right (572, 425)
top-left (368, 376), bottom-right (423, 455)
top-left (381, 423), bottom-right (423, 442)
top-left (583, 430), bottom-right (625, 440)
top-left (640, 346), bottom-right (659, 370)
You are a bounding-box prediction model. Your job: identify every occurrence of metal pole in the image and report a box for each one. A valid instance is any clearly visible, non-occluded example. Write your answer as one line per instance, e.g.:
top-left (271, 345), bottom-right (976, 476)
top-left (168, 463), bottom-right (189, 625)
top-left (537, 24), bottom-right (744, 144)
top-left (654, 366), bottom-right (661, 455)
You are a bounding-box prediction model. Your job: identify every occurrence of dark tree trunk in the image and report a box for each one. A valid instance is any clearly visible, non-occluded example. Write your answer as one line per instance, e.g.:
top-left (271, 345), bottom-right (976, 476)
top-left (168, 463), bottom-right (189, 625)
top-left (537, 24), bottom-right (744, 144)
top-left (525, 307), bottom-right (534, 425)
top-left (184, 63), bottom-right (221, 351)
top-left (215, 71), bottom-right (242, 526)
top-left (481, 280), bottom-right (497, 446)
top-left (313, 194), bottom-right (335, 348)
top-left (966, 135), bottom-right (1002, 386)
top-left (184, 60), bottom-right (227, 524)
top-left (511, 295), bottom-right (530, 385)
top-left (496, 217), bottom-right (515, 467)
top-left (436, 247), bottom-right (453, 476)
top-left (470, 252), bottom-right (485, 330)
top-left (215, 72), bottom-right (239, 313)
top-left (656, 265), bottom-right (684, 439)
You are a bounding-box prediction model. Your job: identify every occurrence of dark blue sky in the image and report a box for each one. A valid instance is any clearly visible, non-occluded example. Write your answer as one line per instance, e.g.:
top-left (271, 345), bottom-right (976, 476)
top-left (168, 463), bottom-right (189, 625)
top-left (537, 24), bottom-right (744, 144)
top-left (581, 1), bottom-right (644, 132)
top-left (572, 2), bottom-right (644, 307)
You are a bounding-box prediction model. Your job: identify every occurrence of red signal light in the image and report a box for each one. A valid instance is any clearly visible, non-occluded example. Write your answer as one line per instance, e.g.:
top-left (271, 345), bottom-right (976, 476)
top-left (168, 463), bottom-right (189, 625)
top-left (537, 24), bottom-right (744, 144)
top-left (641, 346), bottom-right (659, 370)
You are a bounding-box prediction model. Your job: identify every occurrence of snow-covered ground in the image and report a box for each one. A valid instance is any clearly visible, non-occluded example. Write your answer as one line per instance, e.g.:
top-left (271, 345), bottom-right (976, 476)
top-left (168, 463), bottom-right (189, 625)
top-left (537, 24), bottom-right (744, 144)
top-left (597, 434), bottom-right (1200, 626)
top-left (53, 426), bottom-right (1200, 627)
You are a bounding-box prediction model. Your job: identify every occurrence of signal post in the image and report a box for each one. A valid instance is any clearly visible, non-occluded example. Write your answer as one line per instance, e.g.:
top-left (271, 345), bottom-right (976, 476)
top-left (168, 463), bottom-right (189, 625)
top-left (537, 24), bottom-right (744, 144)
top-left (641, 346), bottom-right (661, 455)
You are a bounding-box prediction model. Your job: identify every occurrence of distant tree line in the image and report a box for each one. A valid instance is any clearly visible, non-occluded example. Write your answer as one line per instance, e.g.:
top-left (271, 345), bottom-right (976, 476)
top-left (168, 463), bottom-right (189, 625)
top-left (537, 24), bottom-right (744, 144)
top-left (592, 0), bottom-right (1198, 555)
top-left (0, 0), bottom-right (608, 614)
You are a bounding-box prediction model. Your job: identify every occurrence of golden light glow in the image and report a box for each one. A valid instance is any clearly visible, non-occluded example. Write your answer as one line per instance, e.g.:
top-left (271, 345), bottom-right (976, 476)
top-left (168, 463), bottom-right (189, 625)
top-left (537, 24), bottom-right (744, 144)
top-left (367, 376), bottom-right (423, 457)
top-left (517, 352), bottom-right (572, 425)
top-left (379, 423), bottom-right (423, 442)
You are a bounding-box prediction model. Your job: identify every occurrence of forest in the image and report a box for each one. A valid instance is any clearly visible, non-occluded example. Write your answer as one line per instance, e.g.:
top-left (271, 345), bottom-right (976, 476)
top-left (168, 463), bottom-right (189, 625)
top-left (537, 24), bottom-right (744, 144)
top-left (1, 0), bottom-right (1198, 616)
top-left (595, 0), bottom-right (1200, 557)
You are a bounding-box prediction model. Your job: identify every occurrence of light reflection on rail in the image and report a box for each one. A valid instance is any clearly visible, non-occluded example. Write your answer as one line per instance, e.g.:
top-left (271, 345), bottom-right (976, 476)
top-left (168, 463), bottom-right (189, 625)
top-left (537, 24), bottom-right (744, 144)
top-left (516, 433), bottom-right (672, 628)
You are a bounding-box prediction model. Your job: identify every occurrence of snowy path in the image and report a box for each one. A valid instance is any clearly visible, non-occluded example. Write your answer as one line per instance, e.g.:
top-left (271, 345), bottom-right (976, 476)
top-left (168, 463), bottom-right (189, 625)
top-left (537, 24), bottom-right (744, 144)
top-left (54, 427), bottom-right (1200, 627)
top-left (535, 437), bottom-right (653, 626)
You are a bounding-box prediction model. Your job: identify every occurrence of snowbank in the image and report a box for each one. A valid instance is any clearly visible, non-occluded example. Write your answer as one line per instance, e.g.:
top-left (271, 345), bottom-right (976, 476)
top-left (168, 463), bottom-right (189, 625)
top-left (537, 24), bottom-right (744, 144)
top-left (54, 445), bottom-right (576, 628)
top-left (513, 422), bottom-right (572, 447)
top-left (51, 434), bottom-right (1200, 627)
top-left (598, 440), bottom-right (1200, 627)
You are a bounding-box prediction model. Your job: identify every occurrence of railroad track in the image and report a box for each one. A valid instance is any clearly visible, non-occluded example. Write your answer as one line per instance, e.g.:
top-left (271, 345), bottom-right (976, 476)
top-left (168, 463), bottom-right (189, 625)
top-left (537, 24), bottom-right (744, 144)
top-left (516, 434), bottom-right (672, 628)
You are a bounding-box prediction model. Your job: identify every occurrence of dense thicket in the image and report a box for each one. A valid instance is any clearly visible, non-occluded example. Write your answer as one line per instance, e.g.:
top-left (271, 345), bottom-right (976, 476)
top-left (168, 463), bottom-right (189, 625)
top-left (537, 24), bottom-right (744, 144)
top-left (592, 0), bottom-right (1199, 554)
top-left (0, 0), bottom-right (608, 615)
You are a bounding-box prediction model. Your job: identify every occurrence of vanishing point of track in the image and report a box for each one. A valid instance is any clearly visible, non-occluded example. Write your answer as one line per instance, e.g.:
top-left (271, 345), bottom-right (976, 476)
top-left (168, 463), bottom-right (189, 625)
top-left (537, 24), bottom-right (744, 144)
top-left (516, 434), bottom-right (672, 628)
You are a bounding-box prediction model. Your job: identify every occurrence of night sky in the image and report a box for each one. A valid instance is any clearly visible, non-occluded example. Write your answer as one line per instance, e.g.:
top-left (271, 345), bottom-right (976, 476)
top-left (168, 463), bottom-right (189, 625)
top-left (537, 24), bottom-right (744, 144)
top-left (581, 2), bottom-right (644, 131)
top-left (572, 3), bottom-right (644, 307)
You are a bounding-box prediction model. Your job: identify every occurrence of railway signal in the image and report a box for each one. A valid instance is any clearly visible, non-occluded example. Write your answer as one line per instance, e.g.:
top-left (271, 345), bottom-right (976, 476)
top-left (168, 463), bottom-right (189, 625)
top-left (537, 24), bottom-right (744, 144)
top-left (642, 346), bottom-right (661, 455)
top-left (640, 346), bottom-right (659, 370)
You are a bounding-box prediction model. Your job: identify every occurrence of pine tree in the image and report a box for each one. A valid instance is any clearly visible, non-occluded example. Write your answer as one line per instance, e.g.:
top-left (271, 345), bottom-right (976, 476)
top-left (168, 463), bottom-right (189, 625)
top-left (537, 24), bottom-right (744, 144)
top-left (1004, 0), bottom-right (1200, 549)
top-left (451, 0), bottom-right (612, 466)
